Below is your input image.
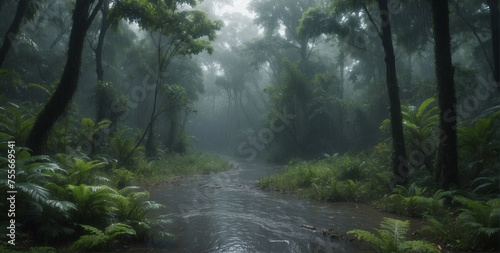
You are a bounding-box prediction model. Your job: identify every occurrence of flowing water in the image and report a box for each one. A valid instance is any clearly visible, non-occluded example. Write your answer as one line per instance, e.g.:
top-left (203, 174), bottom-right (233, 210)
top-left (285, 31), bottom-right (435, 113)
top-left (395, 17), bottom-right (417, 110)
top-left (144, 158), bottom-right (406, 253)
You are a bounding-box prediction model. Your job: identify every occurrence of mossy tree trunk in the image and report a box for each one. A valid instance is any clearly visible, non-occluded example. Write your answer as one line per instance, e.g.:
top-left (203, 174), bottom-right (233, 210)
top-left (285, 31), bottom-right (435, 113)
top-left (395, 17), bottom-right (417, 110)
top-left (432, 0), bottom-right (459, 189)
top-left (26, 0), bottom-right (104, 154)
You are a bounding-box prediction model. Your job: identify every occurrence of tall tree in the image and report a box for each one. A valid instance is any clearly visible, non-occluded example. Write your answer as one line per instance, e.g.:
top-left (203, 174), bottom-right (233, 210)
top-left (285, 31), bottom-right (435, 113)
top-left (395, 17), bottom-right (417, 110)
top-left (488, 0), bottom-right (500, 92)
top-left (0, 0), bottom-right (30, 68)
top-left (432, 0), bottom-right (459, 189)
top-left (363, 0), bottom-right (408, 185)
top-left (26, 0), bottom-right (104, 154)
top-left (298, 2), bottom-right (408, 175)
top-left (111, 0), bottom-right (222, 159)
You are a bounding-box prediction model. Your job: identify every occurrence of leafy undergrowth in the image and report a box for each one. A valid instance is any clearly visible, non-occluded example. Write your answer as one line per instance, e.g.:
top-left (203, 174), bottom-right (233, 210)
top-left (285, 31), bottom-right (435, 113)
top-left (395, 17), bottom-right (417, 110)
top-left (348, 217), bottom-right (440, 253)
top-left (0, 140), bottom-right (230, 252)
top-left (133, 151), bottom-right (232, 186)
top-left (258, 153), bottom-right (392, 202)
top-left (258, 153), bottom-right (500, 251)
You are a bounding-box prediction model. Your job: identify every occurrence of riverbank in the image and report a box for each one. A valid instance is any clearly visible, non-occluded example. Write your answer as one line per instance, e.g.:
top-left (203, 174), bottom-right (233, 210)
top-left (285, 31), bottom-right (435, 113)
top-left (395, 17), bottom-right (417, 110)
top-left (135, 151), bottom-right (233, 186)
top-left (257, 153), bottom-right (500, 252)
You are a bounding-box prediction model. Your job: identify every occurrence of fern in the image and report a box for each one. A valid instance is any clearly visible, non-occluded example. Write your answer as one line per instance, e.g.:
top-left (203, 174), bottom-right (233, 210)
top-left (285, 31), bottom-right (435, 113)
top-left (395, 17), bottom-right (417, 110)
top-left (0, 104), bottom-right (35, 144)
top-left (66, 158), bottom-right (110, 185)
top-left (114, 187), bottom-right (170, 239)
top-left (453, 196), bottom-right (500, 249)
top-left (458, 111), bottom-right (500, 179)
top-left (70, 223), bottom-right (136, 252)
top-left (399, 240), bottom-right (441, 253)
top-left (66, 184), bottom-right (122, 226)
top-left (110, 128), bottom-right (144, 165)
top-left (348, 217), bottom-right (439, 253)
top-left (0, 147), bottom-right (80, 242)
top-left (399, 97), bottom-right (439, 172)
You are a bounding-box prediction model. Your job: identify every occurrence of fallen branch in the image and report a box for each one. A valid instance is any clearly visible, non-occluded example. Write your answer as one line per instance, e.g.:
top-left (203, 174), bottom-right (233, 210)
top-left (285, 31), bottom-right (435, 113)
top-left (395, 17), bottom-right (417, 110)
top-left (301, 224), bottom-right (317, 230)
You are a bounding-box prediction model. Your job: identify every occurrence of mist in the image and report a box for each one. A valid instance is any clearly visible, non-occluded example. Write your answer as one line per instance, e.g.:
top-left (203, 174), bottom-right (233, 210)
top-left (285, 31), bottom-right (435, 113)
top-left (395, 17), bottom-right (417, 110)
top-left (0, 0), bottom-right (499, 252)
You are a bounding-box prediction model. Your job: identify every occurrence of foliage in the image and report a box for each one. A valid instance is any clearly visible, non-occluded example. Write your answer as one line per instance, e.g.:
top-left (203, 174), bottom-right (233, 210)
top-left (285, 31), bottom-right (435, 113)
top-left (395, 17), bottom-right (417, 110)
top-left (0, 69), bottom-right (25, 100)
top-left (420, 214), bottom-right (468, 250)
top-left (77, 118), bottom-right (111, 145)
top-left (65, 158), bottom-right (110, 186)
top-left (111, 0), bottom-right (223, 56)
top-left (113, 168), bottom-right (135, 189)
top-left (458, 110), bottom-right (500, 181)
top-left (65, 184), bottom-right (120, 226)
top-left (380, 183), bottom-right (449, 217)
top-left (401, 98), bottom-right (438, 147)
top-left (348, 217), bottom-right (439, 253)
top-left (137, 151), bottom-right (231, 184)
top-left (109, 128), bottom-right (144, 166)
top-left (0, 103), bottom-right (35, 145)
top-left (0, 147), bottom-right (77, 242)
top-left (453, 196), bottom-right (500, 250)
top-left (93, 81), bottom-right (129, 125)
top-left (69, 223), bottom-right (136, 252)
top-left (115, 187), bottom-right (172, 240)
top-left (380, 97), bottom-right (438, 172)
top-left (259, 153), bottom-right (389, 202)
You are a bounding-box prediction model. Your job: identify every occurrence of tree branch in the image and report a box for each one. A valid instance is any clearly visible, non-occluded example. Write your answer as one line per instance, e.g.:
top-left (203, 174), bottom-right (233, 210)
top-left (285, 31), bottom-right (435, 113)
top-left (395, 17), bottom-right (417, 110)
top-left (362, 3), bottom-right (382, 39)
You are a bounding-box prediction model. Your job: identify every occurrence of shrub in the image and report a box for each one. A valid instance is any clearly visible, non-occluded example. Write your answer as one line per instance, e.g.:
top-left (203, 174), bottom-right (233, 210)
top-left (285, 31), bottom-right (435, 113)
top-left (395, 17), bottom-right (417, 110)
top-left (348, 217), bottom-right (439, 253)
top-left (453, 196), bottom-right (500, 250)
top-left (69, 223), bottom-right (136, 252)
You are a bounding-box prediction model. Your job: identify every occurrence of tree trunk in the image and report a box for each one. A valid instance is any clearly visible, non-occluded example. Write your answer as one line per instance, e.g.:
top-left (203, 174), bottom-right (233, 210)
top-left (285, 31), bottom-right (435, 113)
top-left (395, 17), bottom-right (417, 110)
top-left (375, 0), bottom-right (408, 185)
top-left (145, 122), bottom-right (157, 157)
top-left (26, 0), bottom-right (103, 154)
top-left (0, 0), bottom-right (30, 68)
top-left (432, 0), bottom-right (459, 189)
top-left (489, 0), bottom-right (500, 92)
top-left (338, 51), bottom-right (345, 151)
top-left (96, 0), bottom-right (111, 82)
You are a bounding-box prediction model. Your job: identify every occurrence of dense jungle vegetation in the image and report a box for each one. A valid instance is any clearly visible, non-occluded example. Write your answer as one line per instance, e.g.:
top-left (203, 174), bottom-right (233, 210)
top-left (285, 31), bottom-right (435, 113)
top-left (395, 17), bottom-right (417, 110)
top-left (0, 0), bottom-right (499, 252)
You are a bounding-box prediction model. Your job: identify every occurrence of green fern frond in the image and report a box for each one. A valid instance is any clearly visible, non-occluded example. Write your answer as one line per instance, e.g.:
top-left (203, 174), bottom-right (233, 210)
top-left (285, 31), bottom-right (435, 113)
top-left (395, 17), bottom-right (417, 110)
top-left (349, 218), bottom-right (437, 253)
top-left (104, 223), bottom-right (136, 238)
top-left (380, 217), bottom-right (409, 245)
top-left (45, 199), bottom-right (77, 212)
top-left (16, 182), bottom-right (50, 202)
top-left (347, 229), bottom-right (383, 246)
top-left (70, 223), bottom-right (136, 252)
top-left (400, 240), bottom-right (440, 253)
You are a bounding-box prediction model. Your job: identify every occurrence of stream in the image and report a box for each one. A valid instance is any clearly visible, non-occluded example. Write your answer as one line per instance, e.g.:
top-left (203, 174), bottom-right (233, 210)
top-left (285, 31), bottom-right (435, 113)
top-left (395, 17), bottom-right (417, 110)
top-left (144, 158), bottom-right (404, 253)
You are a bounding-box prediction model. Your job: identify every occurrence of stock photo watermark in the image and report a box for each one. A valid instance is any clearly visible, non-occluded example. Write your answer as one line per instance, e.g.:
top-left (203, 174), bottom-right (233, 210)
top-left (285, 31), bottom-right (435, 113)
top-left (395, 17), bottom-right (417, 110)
top-left (6, 140), bottom-right (17, 245)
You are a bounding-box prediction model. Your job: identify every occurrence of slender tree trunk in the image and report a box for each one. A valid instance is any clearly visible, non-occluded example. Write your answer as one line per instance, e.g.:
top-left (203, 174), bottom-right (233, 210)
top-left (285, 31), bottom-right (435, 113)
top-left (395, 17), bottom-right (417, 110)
top-left (432, 0), bottom-right (459, 189)
top-left (338, 51), bottom-right (345, 151)
top-left (90, 1), bottom-right (111, 156)
top-left (0, 0), bottom-right (30, 68)
top-left (26, 0), bottom-right (104, 154)
top-left (145, 121), bottom-right (157, 157)
top-left (372, 0), bottom-right (408, 185)
top-left (96, 0), bottom-right (110, 82)
top-left (489, 0), bottom-right (500, 92)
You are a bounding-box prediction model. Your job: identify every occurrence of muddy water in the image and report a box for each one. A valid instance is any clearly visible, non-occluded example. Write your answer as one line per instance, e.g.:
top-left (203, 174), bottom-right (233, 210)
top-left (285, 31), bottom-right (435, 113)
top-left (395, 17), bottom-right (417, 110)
top-left (145, 158), bottom-right (406, 252)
